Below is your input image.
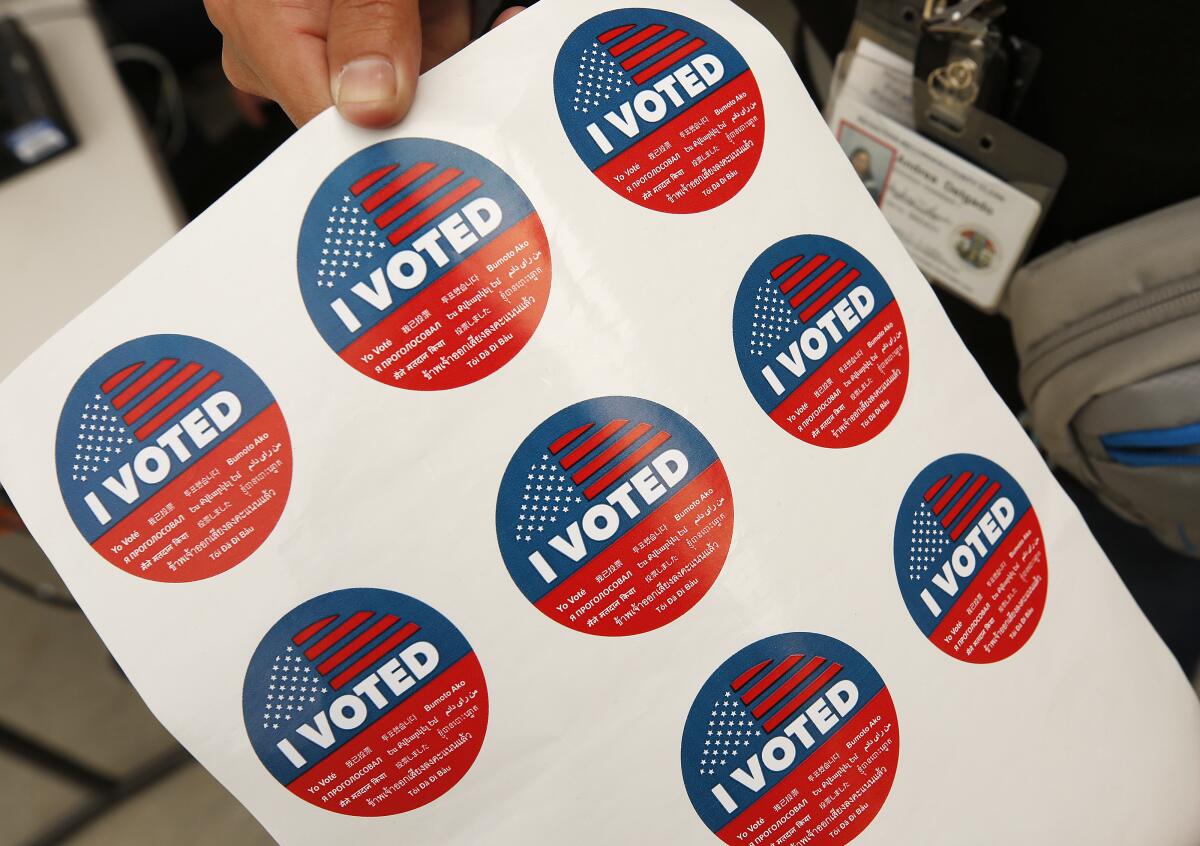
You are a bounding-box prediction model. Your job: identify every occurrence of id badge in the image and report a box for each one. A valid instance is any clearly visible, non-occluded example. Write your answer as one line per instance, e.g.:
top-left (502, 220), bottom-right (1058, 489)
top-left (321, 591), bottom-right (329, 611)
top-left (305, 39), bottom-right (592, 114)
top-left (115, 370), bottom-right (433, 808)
top-left (827, 93), bottom-right (1041, 311)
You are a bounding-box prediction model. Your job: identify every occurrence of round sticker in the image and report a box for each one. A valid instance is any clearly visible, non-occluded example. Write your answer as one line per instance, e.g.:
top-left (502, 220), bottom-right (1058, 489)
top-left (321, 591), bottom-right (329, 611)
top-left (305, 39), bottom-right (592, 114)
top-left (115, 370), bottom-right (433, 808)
top-left (495, 396), bottom-right (733, 636)
top-left (682, 632), bottom-right (899, 846)
top-left (55, 334), bottom-right (292, 582)
top-left (732, 235), bottom-right (909, 447)
top-left (553, 7), bottom-right (765, 213)
top-left (298, 137), bottom-right (552, 389)
top-left (243, 588), bottom-right (488, 816)
top-left (894, 453), bottom-right (1048, 663)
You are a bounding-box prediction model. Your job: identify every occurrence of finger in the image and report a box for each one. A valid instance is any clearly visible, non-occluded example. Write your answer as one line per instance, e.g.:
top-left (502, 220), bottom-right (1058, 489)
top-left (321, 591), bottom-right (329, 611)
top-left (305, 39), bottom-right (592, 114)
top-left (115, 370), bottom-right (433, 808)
top-left (251, 34), bottom-right (332, 126)
top-left (223, 2), bottom-right (333, 127)
top-left (327, 0), bottom-right (421, 128)
top-left (419, 0), bottom-right (470, 71)
top-left (202, 0), bottom-right (234, 35)
top-left (220, 45), bottom-right (268, 98)
top-left (492, 6), bottom-right (525, 28)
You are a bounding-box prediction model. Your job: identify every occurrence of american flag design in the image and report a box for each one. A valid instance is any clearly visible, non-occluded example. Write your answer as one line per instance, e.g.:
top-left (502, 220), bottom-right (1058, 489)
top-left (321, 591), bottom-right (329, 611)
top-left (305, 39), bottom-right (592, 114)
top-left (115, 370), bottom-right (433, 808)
top-left (546, 414), bottom-right (674, 500)
top-left (297, 137), bottom-right (549, 390)
top-left (893, 453), bottom-right (1048, 661)
top-left (567, 38), bottom-right (633, 115)
top-left (65, 397), bottom-right (132, 484)
top-left (496, 396), bottom-right (733, 636)
top-left (55, 335), bottom-right (291, 581)
top-left (590, 18), bottom-right (706, 94)
top-left (682, 632), bottom-right (899, 843)
top-left (728, 650), bottom-right (846, 735)
top-left (732, 234), bottom-right (909, 448)
top-left (243, 588), bottom-right (487, 816)
top-left (509, 454), bottom-right (582, 544)
top-left (94, 356), bottom-right (224, 444)
top-left (693, 693), bottom-right (763, 777)
top-left (906, 500), bottom-right (948, 581)
top-left (306, 197), bottom-right (387, 291)
top-left (554, 8), bottom-right (764, 213)
top-left (249, 646), bottom-right (323, 733)
top-left (747, 278), bottom-right (799, 357)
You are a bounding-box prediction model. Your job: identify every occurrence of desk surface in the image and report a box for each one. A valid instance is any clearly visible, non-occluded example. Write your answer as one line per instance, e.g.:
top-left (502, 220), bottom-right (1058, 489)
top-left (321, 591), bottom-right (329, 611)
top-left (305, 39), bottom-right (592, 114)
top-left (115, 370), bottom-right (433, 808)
top-left (0, 0), bottom-right (181, 379)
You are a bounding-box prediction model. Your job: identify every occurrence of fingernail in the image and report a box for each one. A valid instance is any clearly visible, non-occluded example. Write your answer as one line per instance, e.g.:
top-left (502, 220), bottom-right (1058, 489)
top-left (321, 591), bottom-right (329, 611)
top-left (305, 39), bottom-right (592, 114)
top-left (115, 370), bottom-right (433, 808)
top-left (333, 55), bottom-right (397, 106)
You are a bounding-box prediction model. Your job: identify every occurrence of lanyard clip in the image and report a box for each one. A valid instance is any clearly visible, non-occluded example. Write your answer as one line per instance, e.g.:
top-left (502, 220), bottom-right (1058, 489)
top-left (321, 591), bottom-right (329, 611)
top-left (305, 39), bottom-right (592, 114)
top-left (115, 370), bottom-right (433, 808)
top-left (922, 0), bottom-right (1006, 33)
top-left (917, 0), bottom-right (1008, 127)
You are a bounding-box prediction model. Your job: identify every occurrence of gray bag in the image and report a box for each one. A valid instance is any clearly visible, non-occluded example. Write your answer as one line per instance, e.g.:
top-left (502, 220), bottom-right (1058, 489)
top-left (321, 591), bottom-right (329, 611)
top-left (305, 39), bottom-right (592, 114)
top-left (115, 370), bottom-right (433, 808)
top-left (1008, 196), bottom-right (1200, 557)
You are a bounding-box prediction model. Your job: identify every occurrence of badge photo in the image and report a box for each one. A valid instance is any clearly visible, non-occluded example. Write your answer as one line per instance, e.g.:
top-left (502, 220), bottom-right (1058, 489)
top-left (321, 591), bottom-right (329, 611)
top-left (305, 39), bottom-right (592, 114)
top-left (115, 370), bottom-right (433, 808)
top-left (732, 234), bottom-right (909, 447)
top-left (893, 453), bottom-right (1048, 663)
top-left (495, 396), bottom-right (734, 636)
top-left (553, 7), bottom-right (765, 213)
top-left (681, 632), bottom-right (899, 845)
top-left (243, 588), bottom-right (488, 816)
top-left (297, 137), bottom-right (552, 389)
top-left (54, 334), bottom-right (292, 582)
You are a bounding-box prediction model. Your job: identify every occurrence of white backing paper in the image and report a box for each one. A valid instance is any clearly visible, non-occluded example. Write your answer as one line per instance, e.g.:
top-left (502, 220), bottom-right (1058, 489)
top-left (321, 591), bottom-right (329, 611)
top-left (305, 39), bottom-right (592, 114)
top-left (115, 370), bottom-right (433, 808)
top-left (1, 2), bottom-right (1198, 844)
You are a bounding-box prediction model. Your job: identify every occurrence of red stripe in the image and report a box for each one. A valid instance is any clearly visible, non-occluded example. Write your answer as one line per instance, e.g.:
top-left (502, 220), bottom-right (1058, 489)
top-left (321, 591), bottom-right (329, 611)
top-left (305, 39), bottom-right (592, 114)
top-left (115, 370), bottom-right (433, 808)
top-left (101, 362), bottom-right (144, 394)
top-left (373, 168), bottom-right (461, 229)
top-left (583, 431), bottom-right (671, 500)
top-left (924, 475), bottom-right (952, 502)
top-left (778, 255), bottom-right (829, 296)
top-left (362, 162), bottom-right (436, 213)
top-left (620, 29), bottom-right (687, 71)
top-left (560, 420), bottom-right (627, 470)
top-left (122, 362), bottom-right (202, 425)
top-left (608, 24), bottom-right (664, 56)
top-left (750, 657), bottom-right (824, 718)
top-left (730, 659), bottom-right (773, 692)
top-left (133, 372), bottom-right (222, 441)
top-left (330, 622), bottom-right (421, 690)
top-left (317, 615), bottom-right (400, 675)
top-left (777, 255), bottom-right (829, 296)
top-left (941, 475), bottom-right (988, 529)
top-left (632, 37), bottom-right (706, 84)
top-left (762, 663), bottom-right (842, 732)
top-left (932, 472), bottom-right (972, 515)
top-left (571, 422), bottom-right (652, 485)
top-left (798, 268), bottom-right (861, 322)
top-left (387, 178), bottom-right (483, 246)
top-left (550, 423), bottom-right (594, 455)
top-left (598, 23), bottom-right (636, 44)
top-left (112, 359), bottom-right (177, 409)
top-left (293, 615), bottom-right (338, 645)
top-left (739, 655), bottom-right (803, 706)
top-left (788, 259), bottom-right (845, 309)
top-left (350, 164), bottom-right (397, 196)
top-left (770, 256), bottom-right (803, 280)
top-left (303, 611), bottom-right (372, 661)
top-left (950, 481), bottom-right (1001, 541)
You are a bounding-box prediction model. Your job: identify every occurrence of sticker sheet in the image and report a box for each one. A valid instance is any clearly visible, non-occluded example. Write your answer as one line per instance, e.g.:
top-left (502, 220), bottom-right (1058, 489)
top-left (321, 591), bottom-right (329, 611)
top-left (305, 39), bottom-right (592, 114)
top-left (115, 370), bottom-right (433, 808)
top-left (1, 2), bottom-right (1198, 843)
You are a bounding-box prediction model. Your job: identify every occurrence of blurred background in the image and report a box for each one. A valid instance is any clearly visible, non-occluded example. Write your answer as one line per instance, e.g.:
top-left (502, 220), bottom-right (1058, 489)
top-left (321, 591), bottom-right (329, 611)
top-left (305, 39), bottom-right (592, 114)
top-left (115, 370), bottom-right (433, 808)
top-left (1, 0), bottom-right (1198, 843)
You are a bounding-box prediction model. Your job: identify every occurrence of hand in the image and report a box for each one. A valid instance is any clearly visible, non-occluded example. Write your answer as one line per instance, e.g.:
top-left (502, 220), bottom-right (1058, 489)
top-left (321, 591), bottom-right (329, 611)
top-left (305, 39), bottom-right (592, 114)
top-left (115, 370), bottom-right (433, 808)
top-left (205, 0), bottom-right (524, 128)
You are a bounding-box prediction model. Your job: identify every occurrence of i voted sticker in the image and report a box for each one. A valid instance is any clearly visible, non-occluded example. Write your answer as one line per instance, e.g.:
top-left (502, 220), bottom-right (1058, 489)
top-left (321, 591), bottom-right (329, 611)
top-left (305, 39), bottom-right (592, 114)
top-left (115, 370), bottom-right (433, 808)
top-left (733, 235), bottom-right (909, 447)
top-left (894, 453), bottom-right (1048, 663)
top-left (55, 335), bottom-right (292, 582)
top-left (554, 8), bottom-right (765, 213)
top-left (682, 632), bottom-right (899, 846)
top-left (496, 396), bottom-right (733, 636)
top-left (298, 138), bottom-right (551, 389)
top-left (243, 588), bottom-right (488, 816)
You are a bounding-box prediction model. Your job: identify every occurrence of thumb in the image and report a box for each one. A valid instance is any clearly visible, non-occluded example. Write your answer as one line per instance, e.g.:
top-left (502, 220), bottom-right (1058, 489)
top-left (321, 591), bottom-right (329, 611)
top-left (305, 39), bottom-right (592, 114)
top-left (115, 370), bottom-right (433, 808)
top-left (327, 0), bottom-right (421, 128)
top-left (492, 6), bottom-right (525, 28)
